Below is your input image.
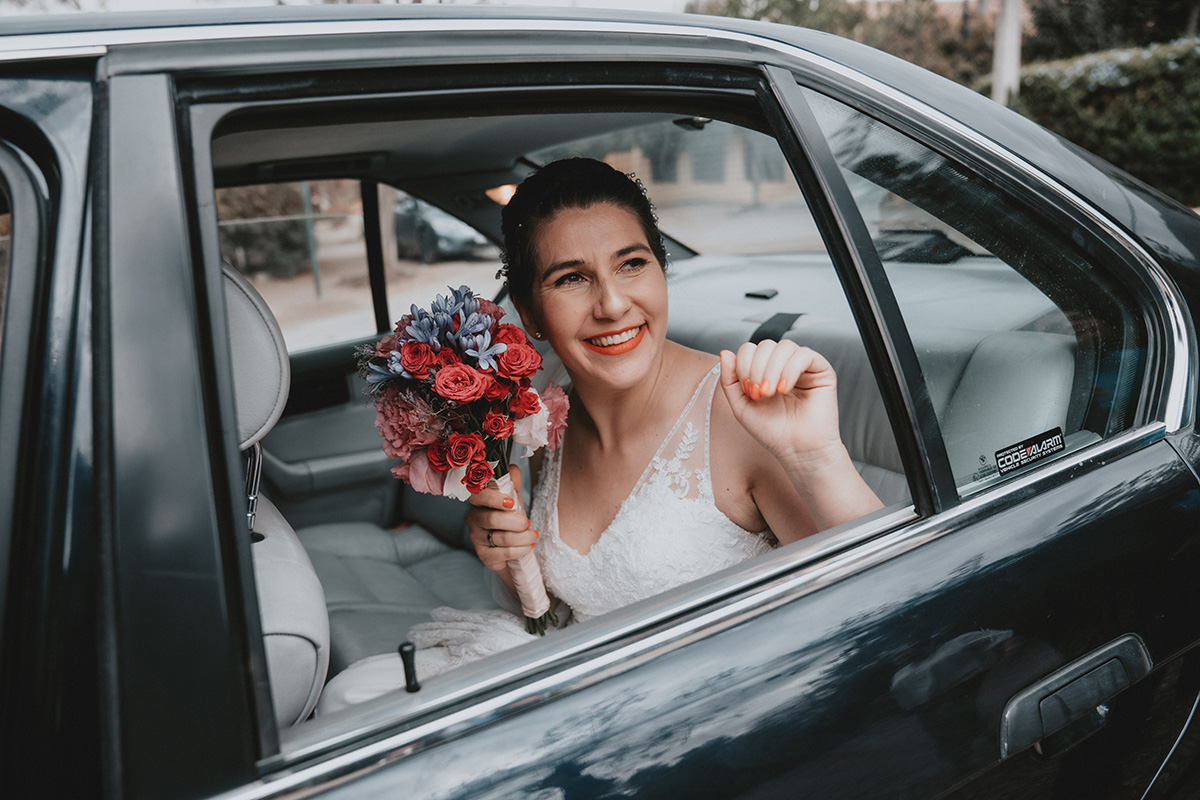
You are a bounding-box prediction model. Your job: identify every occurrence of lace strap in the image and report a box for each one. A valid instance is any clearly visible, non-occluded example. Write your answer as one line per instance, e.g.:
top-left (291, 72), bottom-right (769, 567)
top-left (629, 365), bottom-right (721, 491)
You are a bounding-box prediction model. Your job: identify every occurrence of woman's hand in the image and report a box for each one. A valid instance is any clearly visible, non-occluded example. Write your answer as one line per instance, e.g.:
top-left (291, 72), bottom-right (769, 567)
top-left (718, 340), bottom-right (844, 467)
top-left (466, 464), bottom-right (539, 587)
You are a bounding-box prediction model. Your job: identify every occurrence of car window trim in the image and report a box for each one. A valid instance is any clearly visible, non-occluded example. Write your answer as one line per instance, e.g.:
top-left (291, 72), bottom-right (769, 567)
top-left (360, 179), bottom-right (390, 334)
top-left (760, 65), bottom-right (958, 516)
top-left (0, 140), bottom-right (47, 679)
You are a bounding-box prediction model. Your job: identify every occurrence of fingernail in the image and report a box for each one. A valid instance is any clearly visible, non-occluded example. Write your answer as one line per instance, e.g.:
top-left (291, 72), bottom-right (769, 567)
top-left (525, 519), bottom-right (531, 530)
top-left (533, 530), bottom-right (540, 539)
top-left (778, 377), bottom-right (789, 394)
top-left (743, 379), bottom-right (751, 394)
top-left (502, 497), bottom-right (515, 509)
top-left (750, 382), bottom-right (761, 401)
top-left (760, 380), bottom-right (773, 397)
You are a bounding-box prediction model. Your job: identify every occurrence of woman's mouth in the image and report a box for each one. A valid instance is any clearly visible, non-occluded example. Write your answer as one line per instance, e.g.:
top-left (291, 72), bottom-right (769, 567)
top-left (584, 324), bottom-right (646, 355)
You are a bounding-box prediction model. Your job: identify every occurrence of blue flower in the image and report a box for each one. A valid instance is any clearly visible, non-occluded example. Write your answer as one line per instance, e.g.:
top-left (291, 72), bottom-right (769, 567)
top-left (365, 361), bottom-right (399, 393)
top-left (405, 314), bottom-right (442, 350)
top-left (464, 330), bottom-right (507, 371)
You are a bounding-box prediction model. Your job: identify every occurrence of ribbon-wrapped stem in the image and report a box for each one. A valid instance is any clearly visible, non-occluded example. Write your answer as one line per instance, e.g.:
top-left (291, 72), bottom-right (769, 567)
top-left (494, 471), bottom-right (558, 635)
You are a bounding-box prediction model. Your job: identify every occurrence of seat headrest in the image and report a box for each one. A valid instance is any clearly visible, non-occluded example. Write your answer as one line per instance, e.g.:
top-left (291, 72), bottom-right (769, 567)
top-left (224, 265), bottom-right (290, 451)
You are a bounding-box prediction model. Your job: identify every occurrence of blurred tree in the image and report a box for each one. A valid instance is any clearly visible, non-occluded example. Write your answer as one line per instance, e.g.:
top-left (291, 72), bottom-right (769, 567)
top-left (216, 183), bottom-right (310, 279)
top-left (1026, 0), bottom-right (1200, 61)
top-left (687, 0), bottom-right (996, 85)
top-left (687, 0), bottom-right (868, 37)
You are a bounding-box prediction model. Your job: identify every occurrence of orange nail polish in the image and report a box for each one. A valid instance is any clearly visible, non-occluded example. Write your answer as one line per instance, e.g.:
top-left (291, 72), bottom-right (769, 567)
top-left (760, 380), bottom-right (773, 396)
top-left (502, 497), bottom-right (515, 509)
top-left (778, 378), bottom-right (789, 394)
top-left (743, 378), bottom-right (751, 394)
top-left (750, 382), bottom-right (761, 401)
top-left (525, 519), bottom-right (531, 530)
top-left (533, 530), bottom-right (540, 539)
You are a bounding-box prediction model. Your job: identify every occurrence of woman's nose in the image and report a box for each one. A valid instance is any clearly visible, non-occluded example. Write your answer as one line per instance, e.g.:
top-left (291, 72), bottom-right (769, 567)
top-left (593, 276), bottom-right (631, 320)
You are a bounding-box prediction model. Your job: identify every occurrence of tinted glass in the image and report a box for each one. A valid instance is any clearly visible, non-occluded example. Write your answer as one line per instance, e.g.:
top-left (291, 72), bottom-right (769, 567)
top-left (802, 87), bottom-right (1147, 492)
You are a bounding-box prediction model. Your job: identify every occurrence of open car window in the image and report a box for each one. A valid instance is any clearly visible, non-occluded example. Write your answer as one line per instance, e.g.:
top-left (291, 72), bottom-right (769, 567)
top-left (216, 180), bottom-right (502, 352)
top-left (801, 87), bottom-right (1151, 494)
top-left (194, 78), bottom-right (914, 761)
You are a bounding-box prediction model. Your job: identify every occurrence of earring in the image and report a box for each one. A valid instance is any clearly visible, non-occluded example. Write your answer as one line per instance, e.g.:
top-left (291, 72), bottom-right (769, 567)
top-left (530, 330), bottom-right (543, 340)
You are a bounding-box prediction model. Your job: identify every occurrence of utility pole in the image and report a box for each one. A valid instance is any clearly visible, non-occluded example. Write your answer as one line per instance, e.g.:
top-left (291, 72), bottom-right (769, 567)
top-left (992, 0), bottom-right (1021, 106)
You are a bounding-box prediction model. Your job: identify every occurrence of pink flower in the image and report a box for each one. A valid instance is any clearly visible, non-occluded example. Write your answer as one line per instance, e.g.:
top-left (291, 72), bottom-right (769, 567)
top-left (375, 334), bottom-right (399, 357)
top-left (402, 449), bottom-right (446, 496)
top-left (375, 390), bottom-right (442, 460)
top-left (477, 298), bottom-right (505, 323)
top-left (541, 383), bottom-right (569, 451)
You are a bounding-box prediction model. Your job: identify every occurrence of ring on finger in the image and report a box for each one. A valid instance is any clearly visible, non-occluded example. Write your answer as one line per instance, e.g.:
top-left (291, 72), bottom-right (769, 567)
top-left (487, 532), bottom-right (495, 548)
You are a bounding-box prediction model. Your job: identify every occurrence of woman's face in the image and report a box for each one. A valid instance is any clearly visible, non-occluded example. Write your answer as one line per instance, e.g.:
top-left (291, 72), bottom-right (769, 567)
top-left (519, 202), bottom-right (668, 394)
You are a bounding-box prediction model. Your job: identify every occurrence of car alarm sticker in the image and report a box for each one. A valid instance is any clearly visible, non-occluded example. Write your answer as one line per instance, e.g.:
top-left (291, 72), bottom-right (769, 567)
top-left (995, 427), bottom-right (1065, 476)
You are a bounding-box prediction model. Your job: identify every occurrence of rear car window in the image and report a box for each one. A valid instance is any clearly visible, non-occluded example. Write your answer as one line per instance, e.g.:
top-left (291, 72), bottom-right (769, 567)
top-left (216, 179), bottom-right (500, 352)
top-left (802, 86), bottom-right (1149, 493)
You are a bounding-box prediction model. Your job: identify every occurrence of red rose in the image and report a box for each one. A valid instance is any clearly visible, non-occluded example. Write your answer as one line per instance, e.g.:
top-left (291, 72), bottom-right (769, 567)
top-left (463, 460), bottom-right (495, 494)
top-left (509, 388), bottom-right (541, 419)
top-left (399, 340), bottom-right (436, 378)
top-left (496, 342), bottom-right (541, 380)
top-left (493, 323), bottom-right (527, 347)
top-left (375, 334), bottom-right (399, 357)
top-left (445, 431), bottom-right (486, 468)
top-left (436, 348), bottom-right (461, 368)
top-left (477, 299), bottom-right (505, 323)
top-left (426, 440), bottom-right (450, 472)
top-left (434, 363), bottom-right (487, 403)
top-left (482, 410), bottom-right (515, 439)
top-left (480, 372), bottom-right (513, 401)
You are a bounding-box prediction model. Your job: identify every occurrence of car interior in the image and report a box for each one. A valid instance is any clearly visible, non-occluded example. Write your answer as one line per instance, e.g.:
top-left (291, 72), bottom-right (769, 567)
top-left (203, 85), bottom-right (1150, 738)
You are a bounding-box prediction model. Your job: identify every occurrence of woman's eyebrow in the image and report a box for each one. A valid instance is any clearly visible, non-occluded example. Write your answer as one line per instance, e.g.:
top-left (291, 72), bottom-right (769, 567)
top-left (540, 258), bottom-right (584, 283)
top-left (612, 243), bottom-right (652, 259)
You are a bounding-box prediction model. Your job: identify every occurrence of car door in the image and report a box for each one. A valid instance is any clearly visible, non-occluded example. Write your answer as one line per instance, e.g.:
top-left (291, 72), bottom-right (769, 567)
top-left (80, 18), bottom-right (1200, 800)
top-left (288, 50), bottom-right (1200, 800)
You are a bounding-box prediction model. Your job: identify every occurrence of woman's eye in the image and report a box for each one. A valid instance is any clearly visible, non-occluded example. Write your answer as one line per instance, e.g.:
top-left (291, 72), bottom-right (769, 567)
top-left (621, 258), bottom-right (648, 272)
top-left (554, 271), bottom-right (584, 287)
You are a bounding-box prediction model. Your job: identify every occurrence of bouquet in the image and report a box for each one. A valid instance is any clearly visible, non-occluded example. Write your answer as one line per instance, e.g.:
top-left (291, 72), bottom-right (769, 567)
top-left (357, 286), bottom-right (568, 635)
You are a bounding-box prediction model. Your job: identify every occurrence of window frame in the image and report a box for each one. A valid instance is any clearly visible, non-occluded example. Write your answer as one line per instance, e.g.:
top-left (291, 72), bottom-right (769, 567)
top-left (180, 59), bottom-right (928, 769)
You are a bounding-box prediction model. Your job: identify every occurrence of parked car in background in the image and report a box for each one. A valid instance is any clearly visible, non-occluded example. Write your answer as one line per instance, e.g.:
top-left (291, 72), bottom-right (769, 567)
top-left (3, 6), bottom-right (1200, 800)
top-left (393, 191), bottom-right (490, 263)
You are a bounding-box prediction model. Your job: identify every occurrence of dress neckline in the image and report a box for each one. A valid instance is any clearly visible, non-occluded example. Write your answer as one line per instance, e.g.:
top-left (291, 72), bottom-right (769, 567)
top-left (549, 365), bottom-right (720, 557)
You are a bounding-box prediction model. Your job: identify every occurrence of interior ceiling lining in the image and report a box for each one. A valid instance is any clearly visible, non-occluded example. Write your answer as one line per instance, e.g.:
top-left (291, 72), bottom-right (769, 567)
top-left (211, 111), bottom-right (678, 181)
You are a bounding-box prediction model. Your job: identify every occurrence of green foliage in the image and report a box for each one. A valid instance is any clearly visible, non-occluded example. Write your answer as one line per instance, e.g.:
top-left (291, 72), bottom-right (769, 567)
top-left (216, 183), bottom-right (310, 280)
top-left (1007, 38), bottom-right (1200, 206)
top-left (1026, 0), bottom-right (1200, 62)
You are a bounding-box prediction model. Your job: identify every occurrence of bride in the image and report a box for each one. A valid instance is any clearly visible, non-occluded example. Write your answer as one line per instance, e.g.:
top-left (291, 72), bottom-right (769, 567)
top-left (468, 157), bottom-right (882, 627)
top-left (318, 159), bottom-right (883, 708)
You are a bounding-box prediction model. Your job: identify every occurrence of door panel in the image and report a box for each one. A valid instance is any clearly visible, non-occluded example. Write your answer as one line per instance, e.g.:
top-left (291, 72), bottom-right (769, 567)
top-left (317, 440), bottom-right (1200, 799)
top-left (262, 342), bottom-right (400, 529)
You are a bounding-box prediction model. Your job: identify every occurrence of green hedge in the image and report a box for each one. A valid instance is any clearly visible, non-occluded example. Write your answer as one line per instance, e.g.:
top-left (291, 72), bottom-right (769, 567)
top-left (999, 38), bottom-right (1200, 208)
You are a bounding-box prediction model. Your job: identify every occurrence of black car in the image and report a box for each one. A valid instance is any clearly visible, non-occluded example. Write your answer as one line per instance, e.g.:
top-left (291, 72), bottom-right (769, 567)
top-left (393, 191), bottom-right (490, 263)
top-left (4, 6), bottom-right (1200, 800)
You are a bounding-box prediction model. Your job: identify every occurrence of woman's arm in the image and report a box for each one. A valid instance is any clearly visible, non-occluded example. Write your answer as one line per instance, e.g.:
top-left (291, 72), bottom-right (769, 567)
top-left (718, 343), bottom-right (883, 543)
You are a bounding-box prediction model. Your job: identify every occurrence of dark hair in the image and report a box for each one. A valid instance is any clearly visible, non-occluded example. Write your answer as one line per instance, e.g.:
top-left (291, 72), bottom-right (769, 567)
top-left (501, 158), bottom-right (668, 308)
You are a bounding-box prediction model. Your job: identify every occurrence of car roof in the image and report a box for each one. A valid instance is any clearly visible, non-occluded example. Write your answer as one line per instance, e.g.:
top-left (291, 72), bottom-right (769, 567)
top-left (5, 4), bottom-right (1197, 277)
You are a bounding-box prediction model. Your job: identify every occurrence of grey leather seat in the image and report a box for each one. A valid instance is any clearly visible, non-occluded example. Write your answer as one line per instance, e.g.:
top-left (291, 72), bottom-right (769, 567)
top-left (225, 265), bottom-right (330, 727)
top-left (296, 490), bottom-right (500, 676)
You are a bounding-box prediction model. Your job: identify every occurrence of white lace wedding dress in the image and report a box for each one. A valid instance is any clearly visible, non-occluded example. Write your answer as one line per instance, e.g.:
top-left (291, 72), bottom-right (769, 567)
top-left (317, 366), bottom-right (774, 713)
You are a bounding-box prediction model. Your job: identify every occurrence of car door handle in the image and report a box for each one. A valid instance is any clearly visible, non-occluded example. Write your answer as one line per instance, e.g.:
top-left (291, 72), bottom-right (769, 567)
top-left (1000, 634), bottom-right (1152, 758)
